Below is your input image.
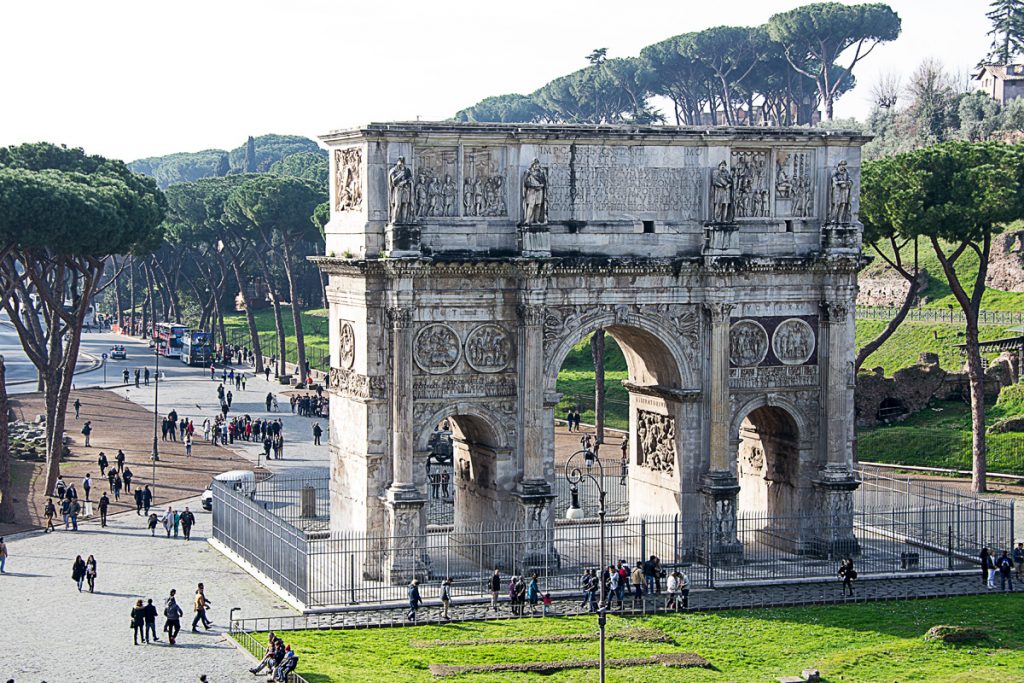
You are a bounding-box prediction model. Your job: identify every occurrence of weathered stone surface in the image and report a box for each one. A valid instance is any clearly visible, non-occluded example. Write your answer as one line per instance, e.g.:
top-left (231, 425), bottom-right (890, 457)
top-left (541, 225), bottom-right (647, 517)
top-left (315, 122), bottom-right (869, 575)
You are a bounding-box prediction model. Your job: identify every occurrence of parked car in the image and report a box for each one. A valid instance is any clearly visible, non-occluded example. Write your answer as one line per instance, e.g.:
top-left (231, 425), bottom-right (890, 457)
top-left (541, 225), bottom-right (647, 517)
top-left (110, 345), bottom-right (127, 360)
top-left (201, 470), bottom-right (257, 511)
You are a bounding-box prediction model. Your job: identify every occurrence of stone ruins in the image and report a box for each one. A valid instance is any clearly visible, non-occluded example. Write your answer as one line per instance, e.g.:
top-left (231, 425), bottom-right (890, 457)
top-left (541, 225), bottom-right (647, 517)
top-left (314, 122), bottom-right (868, 581)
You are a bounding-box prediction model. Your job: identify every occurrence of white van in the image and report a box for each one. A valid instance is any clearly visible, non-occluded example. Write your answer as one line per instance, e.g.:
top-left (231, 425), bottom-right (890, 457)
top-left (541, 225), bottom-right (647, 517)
top-left (201, 470), bottom-right (257, 511)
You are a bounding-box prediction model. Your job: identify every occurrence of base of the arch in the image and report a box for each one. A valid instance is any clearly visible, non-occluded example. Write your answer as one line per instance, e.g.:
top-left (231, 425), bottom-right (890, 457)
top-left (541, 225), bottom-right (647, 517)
top-left (514, 479), bottom-right (559, 575)
top-left (385, 485), bottom-right (430, 584)
top-left (811, 465), bottom-right (861, 558)
top-left (700, 471), bottom-right (744, 566)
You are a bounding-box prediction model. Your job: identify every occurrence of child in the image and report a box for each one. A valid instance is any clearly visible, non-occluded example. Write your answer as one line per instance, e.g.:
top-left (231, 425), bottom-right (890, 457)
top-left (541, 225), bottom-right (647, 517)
top-left (147, 512), bottom-right (159, 536)
top-left (542, 593), bottom-right (552, 616)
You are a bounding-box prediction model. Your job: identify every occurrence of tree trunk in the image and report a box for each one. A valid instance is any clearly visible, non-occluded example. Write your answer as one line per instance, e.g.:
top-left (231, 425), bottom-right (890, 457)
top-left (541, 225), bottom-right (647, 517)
top-left (112, 255), bottom-right (123, 332)
top-left (224, 246), bottom-right (263, 373)
top-left (259, 261), bottom-right (288, 378)
top-left (855, 270), bottom-right (925, 371)
top-left (282, 240), bottom-right (309, 383)
top-left (0, 356), bottom-right (14, 523)
top-left (128, 256), bottom-right (136, 334)
top-left (591, 329), bottom-right (605, 444)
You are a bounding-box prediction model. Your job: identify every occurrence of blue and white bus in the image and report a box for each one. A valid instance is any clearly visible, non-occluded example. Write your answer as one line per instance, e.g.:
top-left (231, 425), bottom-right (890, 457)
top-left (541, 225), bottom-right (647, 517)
top-left (181, 331), bottom-right (212, 366)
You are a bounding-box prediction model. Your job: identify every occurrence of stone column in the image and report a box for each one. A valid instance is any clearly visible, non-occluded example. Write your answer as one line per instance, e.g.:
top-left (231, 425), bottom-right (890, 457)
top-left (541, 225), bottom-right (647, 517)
top-left (700, 302), bottom-right (743, 564)
top-left (515, 301), bottom-right (556, 572)
top-left (385, 302), bottom-right (428, 582)
top-left (813, 298), bottom-right (859, 557)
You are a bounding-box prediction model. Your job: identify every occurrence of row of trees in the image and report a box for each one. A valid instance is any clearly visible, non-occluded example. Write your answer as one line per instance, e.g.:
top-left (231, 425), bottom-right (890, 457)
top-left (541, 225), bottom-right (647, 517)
top-left (0, 143), bottom-right (167, 517)
top-left (456, 2), bottom-right (901, 126)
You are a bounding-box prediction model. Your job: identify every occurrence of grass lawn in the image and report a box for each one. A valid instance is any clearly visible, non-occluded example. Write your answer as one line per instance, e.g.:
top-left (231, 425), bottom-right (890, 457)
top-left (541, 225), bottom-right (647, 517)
top-left (222, 306), bottom-right (330, 367)
top-left (854, 320), bottom-right (1018, 376)
top-left (259, 593), bottom-right (1024, 682)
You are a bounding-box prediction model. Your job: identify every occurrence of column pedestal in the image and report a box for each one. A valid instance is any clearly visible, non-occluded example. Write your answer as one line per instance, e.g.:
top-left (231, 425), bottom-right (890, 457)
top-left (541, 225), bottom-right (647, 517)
top-left (812, 464), bottom-right (860, 558)
top-left (385, 485), bottom-right (429, 584)
top-left (700, 471), bottom-right (743, 565)
top-left (514, 479), bottom-right (558, 575)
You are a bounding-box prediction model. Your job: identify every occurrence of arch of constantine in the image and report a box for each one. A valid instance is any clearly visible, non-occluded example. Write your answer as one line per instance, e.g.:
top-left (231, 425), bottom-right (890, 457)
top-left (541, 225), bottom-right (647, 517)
top-left (315, 122), bottom-right (866, 581)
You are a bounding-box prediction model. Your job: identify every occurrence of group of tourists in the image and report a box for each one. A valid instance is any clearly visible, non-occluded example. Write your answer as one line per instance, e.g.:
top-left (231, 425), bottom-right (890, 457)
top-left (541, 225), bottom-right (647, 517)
top-left (291, 392), bottom-right (326, 418)
top-left (146, 505), bottom-right (197, 540)
top-left (248, 632), bottom-right (301, 681)
top-left (129, 583), bottom-right (211, 646)
top-left (980, 545), bottom-right (1023, 591)
top-left (564, 408), bottom-right (583, 432)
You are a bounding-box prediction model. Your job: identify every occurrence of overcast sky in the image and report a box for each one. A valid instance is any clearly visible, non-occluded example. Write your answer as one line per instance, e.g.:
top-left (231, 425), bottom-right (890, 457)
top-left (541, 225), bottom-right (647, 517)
top-left (0, 0), bottom-right (992, 161)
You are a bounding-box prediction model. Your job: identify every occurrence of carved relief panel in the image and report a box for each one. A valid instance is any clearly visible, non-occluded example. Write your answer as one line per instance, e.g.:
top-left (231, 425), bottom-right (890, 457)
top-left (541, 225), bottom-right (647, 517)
top-left (729, 320), bottom-right (769, 367)
top-left (774, 149), bottom-right (814, 218)
top-left (729, 316), bottom-right (818, 371)
top-left (636, 410), bottom-right (676, 474)
top-left (772, 318), bottom-right (815, 366)
top-left (338, 321), bottom-right (356, 369)
top-left (413, 147), bottom-right (458, 218)
top-left (334, 148), bottom-right (363, 212)
top-left (464, 324), bottom-right (511, 373)
top-left (463, 147), bottom-right (507, 217)
top-left (731, 149), bottom-right (770, 218)
top-left (413, 323), bottom-right (461, 374)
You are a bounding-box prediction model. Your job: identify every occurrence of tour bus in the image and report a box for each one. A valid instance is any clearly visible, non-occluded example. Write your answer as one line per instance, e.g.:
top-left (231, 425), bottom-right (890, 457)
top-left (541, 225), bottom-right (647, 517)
top-left (181, 330), bottom-right (213, 367)
top-left (153, 322), bottom-right (188, 359)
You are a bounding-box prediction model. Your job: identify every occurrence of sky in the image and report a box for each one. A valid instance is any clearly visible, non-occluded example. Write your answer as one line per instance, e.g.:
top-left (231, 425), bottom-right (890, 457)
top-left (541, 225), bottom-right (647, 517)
top-left (0, 0), bottom-right (993, 162)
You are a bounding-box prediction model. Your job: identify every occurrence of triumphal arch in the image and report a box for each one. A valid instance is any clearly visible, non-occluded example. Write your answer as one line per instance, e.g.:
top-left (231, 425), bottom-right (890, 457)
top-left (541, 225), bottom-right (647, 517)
top-left (315, 122), bottom-right (866, 580)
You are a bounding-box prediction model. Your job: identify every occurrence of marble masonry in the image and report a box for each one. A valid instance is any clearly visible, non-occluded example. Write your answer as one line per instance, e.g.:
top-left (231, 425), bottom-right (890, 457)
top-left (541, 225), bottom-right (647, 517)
top-left (314, 122), bottom-right (868, 581)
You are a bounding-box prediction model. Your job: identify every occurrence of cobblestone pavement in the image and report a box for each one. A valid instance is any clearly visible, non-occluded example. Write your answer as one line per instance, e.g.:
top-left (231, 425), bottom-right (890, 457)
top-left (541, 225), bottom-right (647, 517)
top-left (0, 500), bottom-right (296, 683)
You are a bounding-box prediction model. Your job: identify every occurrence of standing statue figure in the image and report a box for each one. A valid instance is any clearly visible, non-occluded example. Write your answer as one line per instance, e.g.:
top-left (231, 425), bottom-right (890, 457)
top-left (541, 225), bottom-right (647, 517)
top-left (521, 159), bottom-right (547, 225)
top-left (427, 175), bottom-right (442, 217)
top-left (414, 173), bottom-right (429, 217)
top-left (829, 160), bottom-right (853, 224)
top-left (463, 178), bottom-right (474, 216)
top-left (388, 157), bottom-right (414, 224)
top-left (441, 174), bottom-right (457, 217)
top-left (711, 160), bottom-right (734, 223)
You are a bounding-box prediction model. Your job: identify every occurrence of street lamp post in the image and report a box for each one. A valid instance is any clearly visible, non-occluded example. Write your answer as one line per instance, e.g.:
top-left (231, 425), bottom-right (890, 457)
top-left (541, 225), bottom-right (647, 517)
top-left (565, 445), bottom-right (607, 683)
top-left (151, 344), bottom-right (160, 494)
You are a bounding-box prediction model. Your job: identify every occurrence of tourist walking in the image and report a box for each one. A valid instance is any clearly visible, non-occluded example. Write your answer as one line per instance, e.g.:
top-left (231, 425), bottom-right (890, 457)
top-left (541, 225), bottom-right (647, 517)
top-left (162, 508), bottom-right (174, 537)
top-left (148, 512), bottom-right (159, 536)
top-left (185, 433), bottom-right (193, 457)
top-left (1013, 542), bottom-right (1024, 580)
top-left (181, 507), bottom-right (196, 540)
top-left (312, 422), bottom-right (323, 446)
top-left (116, 449), bottom-right (126, 472)
top-left (192, 583), bottom-right (212, 631)
top-left (43, 499), bottom-right (56, 533)
top-left (489, 569), bottom-right (501, 612)
top-left (164, 589), bottom-right (183, 645)
top-left (143, 598), bottom-right (160, 642)
top-left (98, 492), bottom-right (110, 527)
top-left (69, 498), bottom-right (80, 531)
top-left (112, 472), bottom-right (122, 501)
top-left (981, 547), bottom-right (996, 588)
top-left (440, 577), bottom-right (453, 620)
top-left (630, 561), bottom-right (644, 600)
top-left (123, 466), bottom-right (133, 493)
top-left (97, 451), bottom-right (108, 476)
top-left (72, 555), bottom-right (86, 592)
top-left (0, 537), bottom-right (7, 574)
top-left (81, 421), bottom-right (92, 447)
top-left (85, 555), bottom-right (97, 593)
top-left (407, 579), bottom-right (422, 621)
top-left (82, 473), bottom-right (92, 502)
top-left (838, 558), bottom-right (857, 596)
top-left (527, 574), bottom-right (540, 614)
top-left (142, 485), bottom-right (153, 515)
top-left (997, 550), bottom-right (1015, 591)
top-left (134, 488), bottom-right (144, 515)
top-left (131, 599), bottom-right (146, 645)
top-left (74, 398), bottom-right (81, 419)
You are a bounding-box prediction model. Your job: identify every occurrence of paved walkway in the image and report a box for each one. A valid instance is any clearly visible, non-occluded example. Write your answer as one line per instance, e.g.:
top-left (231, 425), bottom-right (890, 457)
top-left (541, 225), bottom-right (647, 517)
top-left (0, 499), bottom-right (296, 683)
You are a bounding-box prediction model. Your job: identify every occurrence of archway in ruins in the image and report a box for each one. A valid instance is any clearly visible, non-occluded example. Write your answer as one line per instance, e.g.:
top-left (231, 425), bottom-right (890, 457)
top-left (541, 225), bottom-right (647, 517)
top-left (415, 403), bottom-right (513, 531)
top-left (736, 405), bottom-right (801, 518)
top-left (544, 313), bottom-right (701, 522)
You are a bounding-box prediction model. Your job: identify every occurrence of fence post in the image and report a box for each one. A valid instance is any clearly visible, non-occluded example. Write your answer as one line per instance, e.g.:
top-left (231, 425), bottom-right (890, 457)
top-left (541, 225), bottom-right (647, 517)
top-left (948, 525), bottom-right (954, 571)
top-left (707, 525), bottom-right (715, 589)
top-left (640, 518), bottom-right (647, 565)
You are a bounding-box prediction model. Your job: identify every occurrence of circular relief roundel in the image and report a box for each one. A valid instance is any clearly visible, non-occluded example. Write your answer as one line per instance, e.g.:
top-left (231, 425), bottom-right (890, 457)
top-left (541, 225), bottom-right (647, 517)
top-left (339, 322), bottom-right (356, 369)
top-left (772, 318), bottom-right (815, 365)
top-left (413, 323), bottom-right (462, 374)
top-left (464, 324), bottom-right (511, 373)
top-left (729, 319), bottom-right (769, 367)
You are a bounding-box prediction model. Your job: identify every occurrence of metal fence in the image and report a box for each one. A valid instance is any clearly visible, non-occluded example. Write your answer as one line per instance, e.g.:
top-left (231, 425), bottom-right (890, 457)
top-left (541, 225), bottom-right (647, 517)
top-left (212, 468), bottom-right (1014, 611)
top-left (225, 329), bottom-right (330, 372)
top-left (855, 305), bottom-right (1024, 326)
top-left (425, 464), bottom-right (630, 527)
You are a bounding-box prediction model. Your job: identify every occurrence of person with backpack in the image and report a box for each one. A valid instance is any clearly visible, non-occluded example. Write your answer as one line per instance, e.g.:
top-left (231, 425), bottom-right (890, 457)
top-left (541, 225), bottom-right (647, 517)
top-left (838, 558), bottom-right (857, 596)
top-left (440, 577), bottom-right (453, 620)
top-left (81, 421), bottom-right (93, 447)
top-left (55, 476), bottom-right (67, 501)
top-left (406, 579), bottom-right (422, 621)
top-left (164, 589), bottom-right (183, 645)
top-left (630, 561), bottom-right (645, 600)
top-left (996, 550), bottom-right (1015, 591)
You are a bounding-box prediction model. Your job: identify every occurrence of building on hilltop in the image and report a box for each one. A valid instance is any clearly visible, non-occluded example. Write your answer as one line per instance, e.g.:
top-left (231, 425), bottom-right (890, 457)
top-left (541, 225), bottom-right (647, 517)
top-left (974, 63), bottom-right (1024, 105)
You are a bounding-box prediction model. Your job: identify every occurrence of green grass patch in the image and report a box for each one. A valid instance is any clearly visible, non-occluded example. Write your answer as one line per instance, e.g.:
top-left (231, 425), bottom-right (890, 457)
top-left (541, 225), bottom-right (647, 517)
top-left (555, 334), bottom-right (629, 429)
top-left (856, 399), bottom-right (1024, 474)
top-left (222, 306), bottom-right (330, 367)
top-left (254, 593), bottom-right (1024, 682)
top-left (854, 320), bottom-right (1017, 375)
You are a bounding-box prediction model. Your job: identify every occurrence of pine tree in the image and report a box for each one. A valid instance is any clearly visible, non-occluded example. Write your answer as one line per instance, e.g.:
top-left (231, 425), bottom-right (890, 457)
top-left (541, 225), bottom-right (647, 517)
top-left (215, 152), bottom-right (230, 176)
top-left (987, 0), bottom-right (1024, 63)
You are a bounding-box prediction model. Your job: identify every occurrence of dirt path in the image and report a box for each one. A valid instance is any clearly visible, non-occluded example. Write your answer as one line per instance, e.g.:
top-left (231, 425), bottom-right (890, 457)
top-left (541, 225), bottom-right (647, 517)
top-left (2, 387), bottom-right (250, 536)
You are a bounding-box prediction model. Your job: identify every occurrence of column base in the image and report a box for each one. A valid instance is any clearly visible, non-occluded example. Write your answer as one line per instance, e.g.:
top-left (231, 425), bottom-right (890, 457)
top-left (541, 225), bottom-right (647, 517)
top-left (811, 465), bottom-right (861, 559)
top-left (385, 485), bottom-right (429, 584)
top-left (514, 479), bottom-right (558, 574)
top-left (700, 472), bottom-right (743, 566)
